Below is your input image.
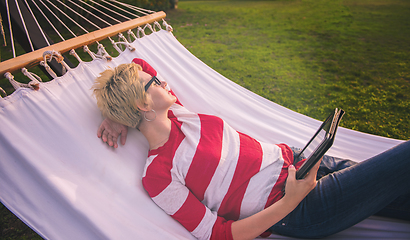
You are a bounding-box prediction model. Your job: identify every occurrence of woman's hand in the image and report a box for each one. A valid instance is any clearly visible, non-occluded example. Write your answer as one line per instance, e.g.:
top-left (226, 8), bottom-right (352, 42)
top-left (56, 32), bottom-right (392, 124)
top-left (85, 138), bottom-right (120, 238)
top-left (97, 118), bottom-right (128, 148)
top-left (231, 158), bottom-right (322, 240)
top-left (282, 159), bottom-right (322, 206)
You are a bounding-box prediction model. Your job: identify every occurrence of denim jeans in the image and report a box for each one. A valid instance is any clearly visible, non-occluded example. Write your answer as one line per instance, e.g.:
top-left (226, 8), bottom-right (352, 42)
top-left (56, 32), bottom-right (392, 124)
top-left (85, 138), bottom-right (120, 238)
top-left (270, 140), bottom-right (410, 238)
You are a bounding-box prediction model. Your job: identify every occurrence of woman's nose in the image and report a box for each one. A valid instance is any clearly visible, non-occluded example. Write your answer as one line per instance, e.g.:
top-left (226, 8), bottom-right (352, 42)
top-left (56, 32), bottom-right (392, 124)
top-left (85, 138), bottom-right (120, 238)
top-left (161, 81), bottom-right (167, 88)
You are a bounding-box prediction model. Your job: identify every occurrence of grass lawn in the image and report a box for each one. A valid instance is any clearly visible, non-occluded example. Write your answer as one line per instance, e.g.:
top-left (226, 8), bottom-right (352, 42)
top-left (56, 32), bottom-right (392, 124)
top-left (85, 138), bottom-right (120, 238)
top-left (1, 0), bottom-right (409, 239)
top-left (166, 0), bottom-right (410, 140)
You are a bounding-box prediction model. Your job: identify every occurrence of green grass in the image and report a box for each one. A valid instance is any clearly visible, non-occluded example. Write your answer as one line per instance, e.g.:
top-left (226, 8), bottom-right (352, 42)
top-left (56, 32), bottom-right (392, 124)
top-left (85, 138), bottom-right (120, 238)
top-left (166, 0), bottom-right (410, 139)
top-left (0, 204), bottom-right (42, 239)
top-left (1, 0), bottom-right (410, 238)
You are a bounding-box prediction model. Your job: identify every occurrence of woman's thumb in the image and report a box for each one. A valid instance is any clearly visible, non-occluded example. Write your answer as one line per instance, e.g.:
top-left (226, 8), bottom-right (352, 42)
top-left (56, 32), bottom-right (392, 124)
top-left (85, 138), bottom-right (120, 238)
top-left (288, 165), bottom-right (296, 179)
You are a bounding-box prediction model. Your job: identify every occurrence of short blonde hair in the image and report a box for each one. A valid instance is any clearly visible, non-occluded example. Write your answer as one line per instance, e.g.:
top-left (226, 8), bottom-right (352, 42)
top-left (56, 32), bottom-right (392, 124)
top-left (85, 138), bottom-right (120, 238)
top-left (92, 63), bottom-right (147, 128)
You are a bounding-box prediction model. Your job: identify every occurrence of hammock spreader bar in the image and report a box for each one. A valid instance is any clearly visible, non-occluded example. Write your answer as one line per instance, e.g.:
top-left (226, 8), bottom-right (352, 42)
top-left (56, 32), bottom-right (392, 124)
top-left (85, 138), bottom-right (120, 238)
top-left (0, 11), bottom-right (166, 78)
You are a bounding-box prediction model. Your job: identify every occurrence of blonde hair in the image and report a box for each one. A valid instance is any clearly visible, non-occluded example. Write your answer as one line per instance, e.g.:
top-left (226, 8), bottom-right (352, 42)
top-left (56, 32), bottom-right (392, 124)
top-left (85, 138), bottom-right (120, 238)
top-left (92, 63), bottom-right (147, 128)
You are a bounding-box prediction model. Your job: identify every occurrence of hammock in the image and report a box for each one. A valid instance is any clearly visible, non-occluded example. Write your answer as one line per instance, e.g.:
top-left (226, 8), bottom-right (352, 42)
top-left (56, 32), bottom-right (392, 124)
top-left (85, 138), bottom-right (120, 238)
top-left (0, 3), bottom-right (409, 240)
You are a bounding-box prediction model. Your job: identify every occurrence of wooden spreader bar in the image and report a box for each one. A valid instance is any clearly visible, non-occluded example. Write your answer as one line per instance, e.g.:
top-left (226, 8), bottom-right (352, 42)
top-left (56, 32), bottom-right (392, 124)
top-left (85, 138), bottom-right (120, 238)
top-left (0, 11), bottom-right (166, 78)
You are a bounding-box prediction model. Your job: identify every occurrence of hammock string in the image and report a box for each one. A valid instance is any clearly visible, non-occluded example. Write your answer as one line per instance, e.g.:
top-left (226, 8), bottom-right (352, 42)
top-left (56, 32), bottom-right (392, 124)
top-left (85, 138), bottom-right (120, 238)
top-left (109, 37), bottom-right (123, 54)
top-left (0, 13), bottom-right (6, 46)
top-left (87, 0), bottom-right (132, 21)
top-left (55, 0), bottom-right (117, 53)
top-left (1, 0), bottom-right (172, 95)
top-left (65, 0), bottom-right (113, 28)
top-left (96, 44), bottom-right (112, 60)
top-left (23, 0), bottom-right (51, 46)
top-left (77, 0), bottom-right (122, 25)
top-left (0, 87), bottom-right (6, 98)
top-left (108, 0), bottom-right (155, 16)
top-left (29, 0), bottom-right (66, 41)
top-left (13, 0), bottom-right (35, 51)
top-left (39, 58), bottom-right (57, 78)
top-left (4, 71), bottom-right (40, 90)
top-left (162, 19), bottom-right (173, 32)
top-left (38, 0), bottom-right (113, 61)
top-left (153, 21), bottom-right (162, 32)
top-left (52, 0), bottom-right (137, 58)
top-left (52, 0), bottom-right (97, 33)
top-left (127, 29), bottom-right (138, 42)
top-left (112, 33), bottom-right (135, 52)
top-left (137, 26), bottom-right (148, 38)
top-left (36, 0), bottom-right (77, 39)
top-left (83, 45), bottom-right (97, 60)
top-left (4, 0), bottom-right (168, 63)
top-left (39, 50), bottom-right (70, 78)
top-left (5, 0), bottom-right (16, 58)
top-left (69, 49), bottom-right (83, 63)
top-left (65, 0), bottom-right (142, 54)
top-left (22, 68), bottom-right (43, 90)
top-left (99, 0), bottom-right (142, 19)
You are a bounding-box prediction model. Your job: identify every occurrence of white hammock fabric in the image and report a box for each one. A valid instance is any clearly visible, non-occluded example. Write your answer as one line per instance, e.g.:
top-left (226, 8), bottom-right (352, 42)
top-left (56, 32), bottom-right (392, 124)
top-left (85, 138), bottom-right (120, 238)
top-left (0, 30), bottom-right (409, 239)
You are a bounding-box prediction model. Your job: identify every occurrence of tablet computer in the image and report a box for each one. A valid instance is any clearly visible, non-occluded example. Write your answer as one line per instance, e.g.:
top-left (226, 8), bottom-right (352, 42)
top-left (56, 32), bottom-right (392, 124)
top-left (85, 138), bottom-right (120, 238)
top-left (295, 108), bottom-right (345, 179)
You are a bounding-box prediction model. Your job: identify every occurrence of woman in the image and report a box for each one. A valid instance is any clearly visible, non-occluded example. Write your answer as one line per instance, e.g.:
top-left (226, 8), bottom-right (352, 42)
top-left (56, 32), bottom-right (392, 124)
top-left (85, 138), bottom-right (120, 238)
top-left (93, 58), bottom-right (410, 240)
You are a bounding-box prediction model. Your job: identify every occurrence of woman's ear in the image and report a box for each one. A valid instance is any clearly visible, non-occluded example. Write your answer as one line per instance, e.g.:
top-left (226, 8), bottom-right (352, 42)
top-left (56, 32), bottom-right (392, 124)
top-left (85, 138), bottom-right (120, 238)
top-left (135, 97), bottom-right (154, 112)
top-left (135, 100), bottom-right (149, 112)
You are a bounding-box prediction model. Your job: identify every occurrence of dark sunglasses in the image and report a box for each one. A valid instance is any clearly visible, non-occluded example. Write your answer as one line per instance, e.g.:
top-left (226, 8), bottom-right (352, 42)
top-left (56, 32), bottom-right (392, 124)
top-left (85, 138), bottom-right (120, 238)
top-left (144, 76), bottom-right (161, 92)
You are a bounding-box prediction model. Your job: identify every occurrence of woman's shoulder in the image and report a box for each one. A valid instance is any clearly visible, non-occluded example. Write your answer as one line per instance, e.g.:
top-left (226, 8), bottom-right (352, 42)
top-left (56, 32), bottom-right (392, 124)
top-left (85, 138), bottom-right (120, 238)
top-left (169, 103), bottom-right (197, 118)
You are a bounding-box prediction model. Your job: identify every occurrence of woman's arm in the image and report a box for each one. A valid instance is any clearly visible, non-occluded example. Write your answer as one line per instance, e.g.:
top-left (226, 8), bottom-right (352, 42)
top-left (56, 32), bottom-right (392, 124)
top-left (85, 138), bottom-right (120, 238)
top-left (143, 173), bottom-right (232, 240)
top-left (97, 117), bottom-right (128, 148)
top-left (96, 58), bottom-right (154, 148)
top-left (231, 160), bottom-right (321, 240)
top-left (144, 158), bottom-right (321, 240)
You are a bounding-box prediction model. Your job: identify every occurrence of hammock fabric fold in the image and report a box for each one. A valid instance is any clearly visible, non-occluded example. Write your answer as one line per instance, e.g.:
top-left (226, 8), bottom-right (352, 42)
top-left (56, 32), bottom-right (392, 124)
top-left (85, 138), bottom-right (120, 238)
top-left (0, 30), bottom-right (409, 239)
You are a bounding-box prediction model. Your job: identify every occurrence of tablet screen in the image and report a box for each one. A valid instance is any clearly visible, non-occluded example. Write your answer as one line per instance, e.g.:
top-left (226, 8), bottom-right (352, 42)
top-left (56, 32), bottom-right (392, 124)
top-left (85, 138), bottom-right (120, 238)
top-left (303, 127), bottom-right (328, 158)
top-left (296, 114), bottom-right (332, 161)
top-left (295, 109), bottom-right (344, 179)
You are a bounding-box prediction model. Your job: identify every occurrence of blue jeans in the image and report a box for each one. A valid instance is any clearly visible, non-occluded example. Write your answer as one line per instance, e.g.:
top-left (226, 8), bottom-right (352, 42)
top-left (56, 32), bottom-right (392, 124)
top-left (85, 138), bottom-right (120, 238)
top-left (270, 141), bottom-right (410, 238)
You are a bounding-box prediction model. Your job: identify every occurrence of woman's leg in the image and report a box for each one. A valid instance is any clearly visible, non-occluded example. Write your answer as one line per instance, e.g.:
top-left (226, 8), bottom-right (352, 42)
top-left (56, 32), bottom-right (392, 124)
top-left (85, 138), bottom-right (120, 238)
top-left (375, 192), bottom-right (410, 220)
top-left (291, 146), bottom-right (357, 179)
top-left (317, 155), bottom-right (356, 179)
top-left (271, 140), bottom-right (410, 238)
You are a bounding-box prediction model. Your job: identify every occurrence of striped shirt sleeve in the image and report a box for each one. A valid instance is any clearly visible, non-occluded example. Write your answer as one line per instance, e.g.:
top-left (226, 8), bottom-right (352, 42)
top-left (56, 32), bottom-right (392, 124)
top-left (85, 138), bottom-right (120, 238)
top-left (143, 172), bottom-right (234, 240)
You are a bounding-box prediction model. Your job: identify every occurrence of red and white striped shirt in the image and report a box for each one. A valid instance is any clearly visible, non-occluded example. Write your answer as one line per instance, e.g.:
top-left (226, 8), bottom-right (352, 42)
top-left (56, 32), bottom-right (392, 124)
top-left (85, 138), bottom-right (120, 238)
top-left (142, 104), bottom-right (294, 240)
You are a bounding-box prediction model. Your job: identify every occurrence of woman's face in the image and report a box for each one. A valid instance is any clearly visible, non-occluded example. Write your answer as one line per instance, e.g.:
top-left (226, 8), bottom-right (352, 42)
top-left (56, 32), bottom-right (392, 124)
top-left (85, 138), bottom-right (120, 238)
top-left (139, 70), bottom-right (176, 111)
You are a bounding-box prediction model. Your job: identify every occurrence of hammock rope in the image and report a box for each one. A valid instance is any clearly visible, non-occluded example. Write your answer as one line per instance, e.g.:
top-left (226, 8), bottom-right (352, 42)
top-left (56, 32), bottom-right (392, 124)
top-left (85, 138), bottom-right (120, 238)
top-left (13, 0), bottom-right (35, 51)
top-left (86, 0), bottom-right (132, 21)
top-left (39, 50), bottom-right (70, 78)
top-left (77, 0), bottom-right (123, 25)
top-left (0, 0), bottom-right (169, 97)
top-left (0, 13), bottom-right (6, 46)
top-left (4, 71), bottom-right (40, 90)
top-left (29, 0), bottom-right (67, 42)
top-left (22, 67), bottom-right (43, 84)
top-left (99, 0), bottom-right (146, 19)
top-left (69, 49), bottom-right (83, 63)
top-left (42, 0), bottom-right (93, 36)
top-left (5, 0), bottom-right (16, 58)
top-left (65, 0), bottom-right (113, 28)
top-left (49, 0), bottom-right (117, 57)
top-left (0, 87), bottom-right (6, 97)
top-left (107, 0), bottom-right (156, 16)
top-left (23, 0), bottom-right (50, 46)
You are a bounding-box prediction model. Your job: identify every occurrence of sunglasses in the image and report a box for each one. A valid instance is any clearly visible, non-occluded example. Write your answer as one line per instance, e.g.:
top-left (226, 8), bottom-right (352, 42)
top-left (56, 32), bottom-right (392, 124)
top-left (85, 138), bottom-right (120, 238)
top-left (144, 76), bottom-right (161, 92)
